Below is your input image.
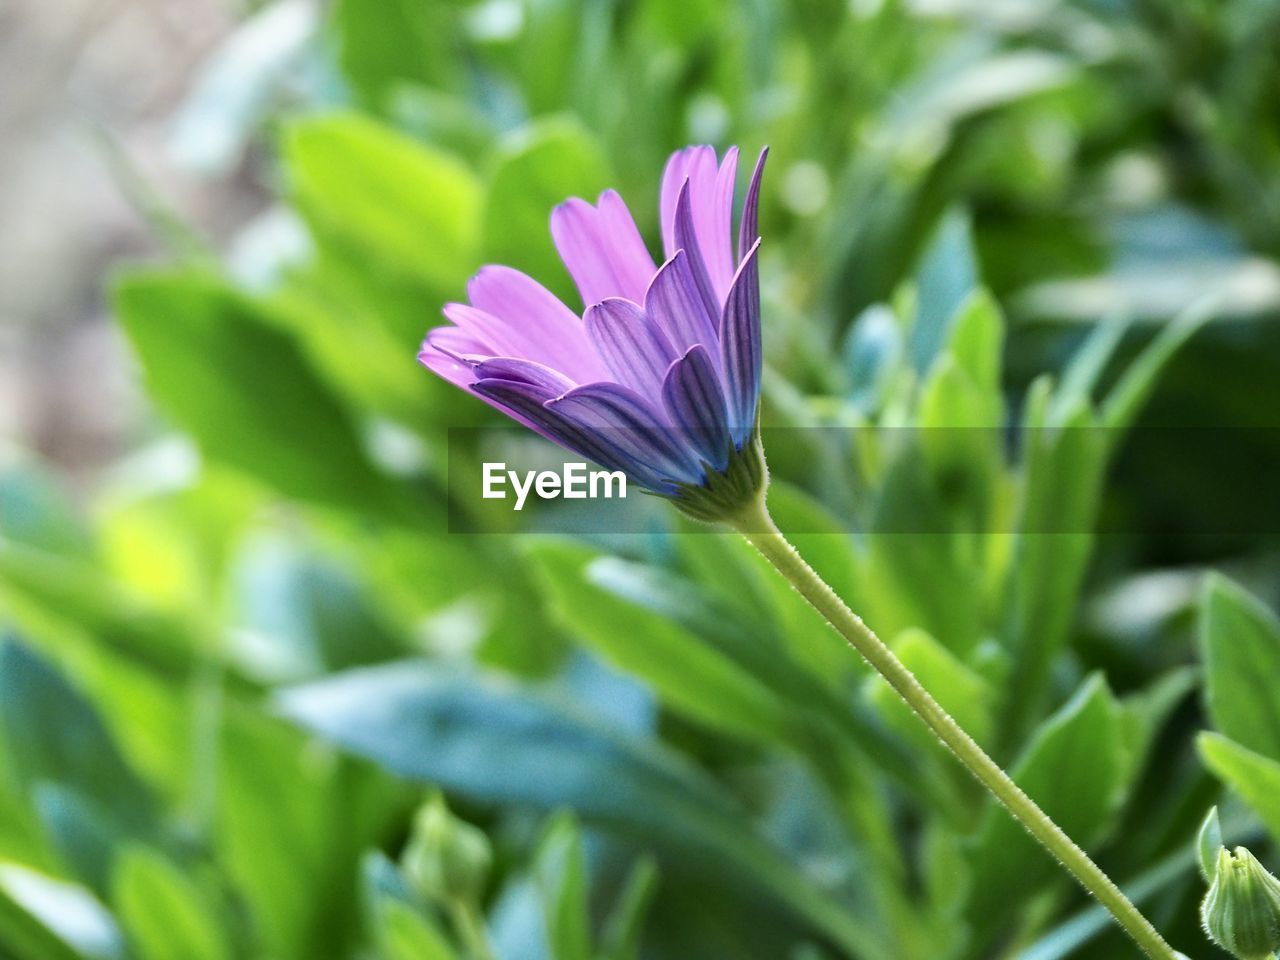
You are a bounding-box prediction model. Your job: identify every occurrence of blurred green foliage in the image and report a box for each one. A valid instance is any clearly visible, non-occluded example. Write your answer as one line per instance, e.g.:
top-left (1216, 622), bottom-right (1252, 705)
top-left (3, 0), bottom-right (1280, 957)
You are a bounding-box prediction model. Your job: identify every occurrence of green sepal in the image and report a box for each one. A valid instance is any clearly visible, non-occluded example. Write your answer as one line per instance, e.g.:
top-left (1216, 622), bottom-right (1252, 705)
top-left (669, 429), bottom-right (768, 524)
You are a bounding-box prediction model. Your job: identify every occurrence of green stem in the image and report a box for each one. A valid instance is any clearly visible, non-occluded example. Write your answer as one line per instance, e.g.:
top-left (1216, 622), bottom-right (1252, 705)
top-left (729, 494), bottom-right (1184, 960)
top-left (447, 898), bottom-right (496, 960)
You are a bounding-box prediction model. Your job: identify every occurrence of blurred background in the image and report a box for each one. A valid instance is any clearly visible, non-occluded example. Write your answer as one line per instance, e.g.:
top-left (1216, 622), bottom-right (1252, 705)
top-left (3, 0), bottom-right (1280, 958)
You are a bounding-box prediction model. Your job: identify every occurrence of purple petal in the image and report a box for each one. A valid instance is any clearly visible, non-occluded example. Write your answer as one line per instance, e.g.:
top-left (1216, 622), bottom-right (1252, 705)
top-left (645, 250), bottom-right (721, 357)
top-left (673, 180), bottom-right (721, 323)
top-left (551, 193), bottom-right (656, 308)
top-left (597, 190), bottom-right (658, 298)
top-left (584, 297), bottom-right (677, 400)
top-left (720, 239), bottom-right (762, 445)
top-left (662, 344), bottom-right (731, 471)
top-left (549, 382), bottom-right (702, 486)
top-left (660, 146), bottom-right (735, 301)
top-left (418, 348), bottom-right (478, 390)
top-left (473, 358), bottom-right (576, 395)
top-left (738, 147), bottom-right (768, 264)
top-left (466, 266), bottom-right (609, 381)
top-left (660, 147), bottom-right (698, 260)
top-left (705, 146), bottom-right (738, 296)
top-left (423, 326), bottom-right (490, 363)
top-left (473, 377), bottom-right (655, 477)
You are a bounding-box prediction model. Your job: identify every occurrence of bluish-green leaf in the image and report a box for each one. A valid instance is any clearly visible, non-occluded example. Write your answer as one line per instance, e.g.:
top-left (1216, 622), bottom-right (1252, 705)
top-left (534, 816), bottom-right (591, 960)
top-left (278, 662), bottom-right (883, 959)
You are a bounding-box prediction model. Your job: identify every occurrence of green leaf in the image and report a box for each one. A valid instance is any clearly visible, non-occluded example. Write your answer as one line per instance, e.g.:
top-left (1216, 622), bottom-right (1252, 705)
top-left (1100, 298), bottom-right (1214, 434)
top-left (113, 272), bottom-right (394, 515)
top-left (333, 0), bottom-right (459, 110)
top-left (535, 816), bottom-right (591, 960)
top-left (1197, 806), bottom-right (1224, 883)
top-left (999, 399), bottom-right (1106, 741)
top-left (482, 120), bottom-right (612, 306)
top-left (1198, 574), bottom-right (1280, 760)
top-left (278, 662), bottom-right (883, 959)
top-left (599, 857), bottom-right (658, 960)
top-left (215, 710), bottom-right (404, 960)
top-left (1050, 312), bottom-right (1131, 423)
top-left (964, 676), bottom-right (1129, 941)
top-left (374, 898), bottom-right (458, 960)
top-left (284, 113), bottom-right (480, 291)
top-left (113, 847), bottom-right (231, 960)
top-left (1199, 733), bottom-right (1280, 843)
top-left (525, 540), bottom-right (793, 746)
top-left (946, 289), bottom-right (1003, 403)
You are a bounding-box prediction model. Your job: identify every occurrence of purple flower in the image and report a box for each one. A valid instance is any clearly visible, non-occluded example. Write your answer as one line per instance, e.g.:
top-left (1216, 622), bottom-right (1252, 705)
top-left (419, 145), bottom-right (768, 520)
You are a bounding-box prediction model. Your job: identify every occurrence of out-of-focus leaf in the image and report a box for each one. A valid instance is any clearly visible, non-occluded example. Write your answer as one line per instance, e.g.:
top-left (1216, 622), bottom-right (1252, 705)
top-left (216, 709), bottom-right (404, 960)
top-left (278, 662), bottom-right (883, 959)
top-left (1101, 298), bottom-right (1215, 434)
top-left (0, 864), bottom-right (122, 960)
top-left (482, 120), bottom-right (612, 307)
top-left (0, 640), bottom-right (155, 832)
top-left (867, 628), bottom-right (995, 752)
top-left (114, 272), bottom-right (397, 517)
top-left (1199, 573), bottom-right (1280, 760)
top-left (374, 898), bottom-right (458, 960)
top-left (843, 304), bottom-right (904, 413)
top-left (112, 847), bottom-right (230, 960)
top-left (33, 785), bottom-right (129, 897)
top-left (999, 396), bottom-right (1105, 741)
top-left (284, 113), bottom-right (480, 292)
top-left (526, 540), bottom-right (793, 745)
top-left (534, 815), bottom-right (591, 960)
top-left (1050, 313), bottom-right (1131, 423)
top-left (333, 0), bottom-right (460, 110)
top-left (1199, 733), bottom-right (1280, 842)
top-left (910, 209), bottom-right (978, 373)
top-left (599, 856), bottom-right (658, 960)
top-left (964, 676), bottom-right (1129, 946)
top-left (0, 459), bottom-right (91, 558)
top-left (1117, 667), bottom-right (1197, 783)
top-left (231, 533), bottom-right (403, 682)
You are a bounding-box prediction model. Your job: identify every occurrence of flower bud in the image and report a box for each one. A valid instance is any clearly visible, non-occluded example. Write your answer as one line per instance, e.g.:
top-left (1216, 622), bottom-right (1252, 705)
top-left (1201, 845), bottom-right (1280, 960)
top-left (402, 794), bottom-right (492, 906)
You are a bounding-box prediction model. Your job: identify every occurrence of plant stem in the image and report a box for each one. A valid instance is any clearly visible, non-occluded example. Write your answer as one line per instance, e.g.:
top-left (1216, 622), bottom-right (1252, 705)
top-left (448, 898), bottom-right (496, 960)
top-left (729, 494), bottom-right (1184, 960)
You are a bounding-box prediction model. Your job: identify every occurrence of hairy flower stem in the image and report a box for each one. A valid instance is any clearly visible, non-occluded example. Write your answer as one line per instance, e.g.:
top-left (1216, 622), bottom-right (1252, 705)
top-left (729, 495), bottom-right (1183, 960)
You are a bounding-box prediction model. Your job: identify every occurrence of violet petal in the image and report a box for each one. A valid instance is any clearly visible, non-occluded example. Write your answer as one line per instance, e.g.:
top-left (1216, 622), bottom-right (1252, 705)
top-left (644, 250), bottom-right (720, 358)
top-left (738, 147), bottom-right (768, 264)
top-left (584, 297), bottom-right (678, 400)
top-left (662, 344), bottom-right (731, 471)
top-left (549, 382), bottom-right (702, 486)
top-left (720, 239), bottom-right (762, 445)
